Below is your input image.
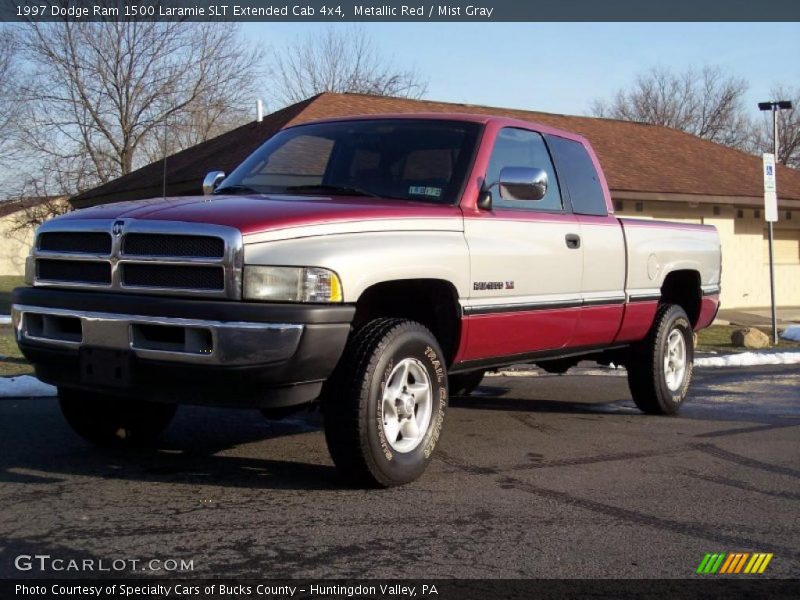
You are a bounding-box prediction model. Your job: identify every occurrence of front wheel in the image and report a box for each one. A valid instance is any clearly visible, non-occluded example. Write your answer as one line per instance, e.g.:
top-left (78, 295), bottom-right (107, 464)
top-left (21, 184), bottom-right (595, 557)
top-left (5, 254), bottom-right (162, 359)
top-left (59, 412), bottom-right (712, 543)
top-left (626, 304), bottom-right (694, 415)
top-left (59, 388), bottom-right (177, 446)
top-left (322, 318), bottom-right (448, 487)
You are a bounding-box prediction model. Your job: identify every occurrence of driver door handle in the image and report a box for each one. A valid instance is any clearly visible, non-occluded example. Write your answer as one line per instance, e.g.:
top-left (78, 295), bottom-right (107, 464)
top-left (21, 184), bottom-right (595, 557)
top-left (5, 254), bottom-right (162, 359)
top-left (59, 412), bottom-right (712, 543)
top-left (565, 233), bottom-right (581, 249)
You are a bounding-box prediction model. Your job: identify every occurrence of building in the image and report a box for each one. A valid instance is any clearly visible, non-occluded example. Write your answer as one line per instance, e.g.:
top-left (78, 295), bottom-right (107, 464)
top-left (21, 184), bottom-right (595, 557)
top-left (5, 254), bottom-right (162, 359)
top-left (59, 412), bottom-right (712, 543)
top-left (71, 92), bottom-right (800, 309)
top-left (0, 197), bottom-right (68, 276)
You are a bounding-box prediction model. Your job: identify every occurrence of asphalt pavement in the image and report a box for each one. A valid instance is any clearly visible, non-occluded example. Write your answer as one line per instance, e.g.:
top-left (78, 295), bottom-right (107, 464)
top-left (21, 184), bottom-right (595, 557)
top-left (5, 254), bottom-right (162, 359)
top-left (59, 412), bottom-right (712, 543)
top-left (0, 364), bottom-right (798, 580)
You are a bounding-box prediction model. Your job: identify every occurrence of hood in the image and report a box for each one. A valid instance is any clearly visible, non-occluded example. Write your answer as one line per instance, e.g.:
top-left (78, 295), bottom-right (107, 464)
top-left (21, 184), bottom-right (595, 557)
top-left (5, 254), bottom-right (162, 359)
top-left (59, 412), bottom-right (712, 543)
top-left (60, 194), bottom-right (463, 235)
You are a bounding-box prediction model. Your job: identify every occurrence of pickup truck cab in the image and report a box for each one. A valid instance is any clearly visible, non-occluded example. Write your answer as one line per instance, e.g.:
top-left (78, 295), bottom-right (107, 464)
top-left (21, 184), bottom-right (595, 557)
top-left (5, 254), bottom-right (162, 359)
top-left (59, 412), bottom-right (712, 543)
top-left (13, 114), bottom-right (721, 486)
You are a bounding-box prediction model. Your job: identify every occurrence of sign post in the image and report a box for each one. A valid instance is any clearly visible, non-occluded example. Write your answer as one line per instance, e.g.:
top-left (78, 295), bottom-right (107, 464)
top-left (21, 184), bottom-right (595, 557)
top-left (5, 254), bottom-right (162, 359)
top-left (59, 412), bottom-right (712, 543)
top-left (763, 152), bottom-right (778, 345)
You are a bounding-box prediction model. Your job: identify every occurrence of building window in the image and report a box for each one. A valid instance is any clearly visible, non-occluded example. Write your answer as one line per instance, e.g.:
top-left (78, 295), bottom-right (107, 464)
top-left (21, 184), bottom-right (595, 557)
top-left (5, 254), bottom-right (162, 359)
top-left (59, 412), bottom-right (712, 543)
top-left (713, 206), bottom-right (720, 215)
top-left (635, 201), bottom-right (643, 212)
top-left (614, 200), bottom-right (624, 212)
top-left (764, 229), bottom-right (800, 265)
top-left (737, 209), bottom-right (744, 218)
top-left (787, 211), bottom-right (792, 221)
top-left (754, 209), bottom-right (760, 219)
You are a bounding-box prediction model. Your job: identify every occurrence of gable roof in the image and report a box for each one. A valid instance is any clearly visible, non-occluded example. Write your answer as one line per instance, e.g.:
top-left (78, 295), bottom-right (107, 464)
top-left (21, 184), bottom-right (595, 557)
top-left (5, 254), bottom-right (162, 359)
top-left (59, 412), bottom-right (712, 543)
top-left (0, 196), bottom-right (63, 219)
top-left (71, 92), bottom-right (800, 208)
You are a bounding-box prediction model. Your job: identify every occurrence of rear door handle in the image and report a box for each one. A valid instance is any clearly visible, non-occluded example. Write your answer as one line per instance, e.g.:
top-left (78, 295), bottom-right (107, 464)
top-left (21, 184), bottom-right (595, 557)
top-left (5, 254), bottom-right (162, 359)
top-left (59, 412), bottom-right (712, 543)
top-left (565, 233), bottom-right (581, 249)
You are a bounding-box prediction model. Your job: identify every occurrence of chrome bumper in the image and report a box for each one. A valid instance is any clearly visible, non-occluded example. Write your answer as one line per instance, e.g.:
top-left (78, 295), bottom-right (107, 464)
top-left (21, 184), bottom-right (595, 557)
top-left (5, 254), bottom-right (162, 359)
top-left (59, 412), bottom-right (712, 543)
top-left (11, 304), bottom-right (303, 366)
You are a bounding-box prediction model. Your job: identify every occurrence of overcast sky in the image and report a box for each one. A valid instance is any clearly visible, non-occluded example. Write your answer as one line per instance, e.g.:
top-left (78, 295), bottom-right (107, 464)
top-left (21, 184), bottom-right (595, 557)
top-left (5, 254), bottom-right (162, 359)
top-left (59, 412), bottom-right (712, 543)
top-left (245, 22), bottom-right (800, 117)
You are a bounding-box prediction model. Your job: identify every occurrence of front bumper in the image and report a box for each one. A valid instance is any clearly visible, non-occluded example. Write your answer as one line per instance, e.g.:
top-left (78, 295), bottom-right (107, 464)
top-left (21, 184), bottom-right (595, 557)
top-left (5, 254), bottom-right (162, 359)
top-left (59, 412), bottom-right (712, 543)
top-left (12, 287), bottom-right (355, 408)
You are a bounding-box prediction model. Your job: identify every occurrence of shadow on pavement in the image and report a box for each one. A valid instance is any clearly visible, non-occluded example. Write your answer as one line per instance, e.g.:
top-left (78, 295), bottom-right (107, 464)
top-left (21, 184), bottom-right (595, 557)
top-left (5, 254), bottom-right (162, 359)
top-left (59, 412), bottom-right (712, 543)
top-left (0, 399), bottom-right (342, 491)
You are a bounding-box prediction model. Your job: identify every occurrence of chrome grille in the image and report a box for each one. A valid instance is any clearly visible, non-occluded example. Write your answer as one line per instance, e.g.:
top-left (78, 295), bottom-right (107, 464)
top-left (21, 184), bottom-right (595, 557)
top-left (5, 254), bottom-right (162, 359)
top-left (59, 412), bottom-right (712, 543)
top-left (31, 220), bottom-right (243, 299)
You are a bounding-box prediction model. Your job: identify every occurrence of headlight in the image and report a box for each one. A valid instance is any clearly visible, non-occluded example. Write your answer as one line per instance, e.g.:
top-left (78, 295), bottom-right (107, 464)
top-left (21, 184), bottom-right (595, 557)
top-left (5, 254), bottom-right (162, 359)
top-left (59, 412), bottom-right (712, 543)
top-left (243, 266), bottom-right (343, 303)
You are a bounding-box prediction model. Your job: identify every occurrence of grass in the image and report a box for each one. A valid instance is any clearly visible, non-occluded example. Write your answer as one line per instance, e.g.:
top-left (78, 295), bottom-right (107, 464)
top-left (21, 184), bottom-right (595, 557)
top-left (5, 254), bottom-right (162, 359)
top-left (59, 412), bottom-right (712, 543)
top-left (0, 275), bottom-right (24, 314)
top-left (697, 324), bottom-right (800, 352)
top-left (0, 276), bottom-right (32, 376)
top-left (0, 325), bottom-right (32, 377)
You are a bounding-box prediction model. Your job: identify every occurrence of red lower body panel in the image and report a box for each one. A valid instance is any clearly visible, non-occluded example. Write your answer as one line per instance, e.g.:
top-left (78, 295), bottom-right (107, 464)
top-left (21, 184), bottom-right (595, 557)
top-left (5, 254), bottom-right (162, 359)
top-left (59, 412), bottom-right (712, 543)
top-left (457, 307), bottom-right (579, 362)
top-left (613, 301), bottom-right (659, 344)
top-left (452, 296), bottom-right (714, 366)
top-left (695, 294), bottom-right (720, 330)
top-left (572, 305), bottom-right (625, 347)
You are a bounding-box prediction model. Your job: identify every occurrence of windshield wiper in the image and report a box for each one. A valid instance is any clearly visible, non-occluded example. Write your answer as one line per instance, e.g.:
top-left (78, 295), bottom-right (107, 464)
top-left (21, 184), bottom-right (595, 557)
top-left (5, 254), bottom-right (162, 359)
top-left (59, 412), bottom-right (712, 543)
top-left (285, 184), bottom-right (381, 198)
top-left (214, 184), bottom-right (262, 195)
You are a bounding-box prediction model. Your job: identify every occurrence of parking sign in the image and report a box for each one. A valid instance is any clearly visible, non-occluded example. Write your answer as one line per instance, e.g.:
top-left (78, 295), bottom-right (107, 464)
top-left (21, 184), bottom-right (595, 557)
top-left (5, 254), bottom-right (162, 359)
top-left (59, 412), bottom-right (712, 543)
top-left (763, 153), bottom-right (778, 222)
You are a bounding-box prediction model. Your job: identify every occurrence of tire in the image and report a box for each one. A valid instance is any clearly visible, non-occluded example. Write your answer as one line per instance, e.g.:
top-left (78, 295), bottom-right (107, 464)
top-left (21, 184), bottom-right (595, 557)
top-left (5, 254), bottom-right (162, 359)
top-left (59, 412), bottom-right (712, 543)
top-left (321, 318), bottom-right (448, 487)
top-left (448, 370), bottom-right (485, 396)
top-left (59, 388), bottom-right (177, 447)
top-left (626, 304), bottom-right (694, 415)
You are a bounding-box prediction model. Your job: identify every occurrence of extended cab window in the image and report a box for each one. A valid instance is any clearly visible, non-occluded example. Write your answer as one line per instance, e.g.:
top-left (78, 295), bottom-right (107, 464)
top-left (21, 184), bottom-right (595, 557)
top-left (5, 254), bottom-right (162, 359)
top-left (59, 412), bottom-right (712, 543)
top-left (485, 128), bottom-right (562, 211)
top-left (545, 135), bottom-right (608, 216)
top-left (217, 119), bottom-right (481, 204)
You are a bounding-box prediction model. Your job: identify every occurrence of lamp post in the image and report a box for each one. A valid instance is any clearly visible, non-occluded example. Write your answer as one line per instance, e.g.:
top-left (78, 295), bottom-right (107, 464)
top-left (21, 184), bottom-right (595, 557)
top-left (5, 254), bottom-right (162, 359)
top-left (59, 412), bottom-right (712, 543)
top-left (757, 100), bottom-right (793, 345)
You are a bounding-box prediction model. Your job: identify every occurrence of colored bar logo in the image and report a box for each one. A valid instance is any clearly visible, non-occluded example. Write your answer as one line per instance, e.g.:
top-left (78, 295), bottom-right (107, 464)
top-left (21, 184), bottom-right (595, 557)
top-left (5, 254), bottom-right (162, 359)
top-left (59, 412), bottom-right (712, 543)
top-left (696, 552), bottom-right (773, 574)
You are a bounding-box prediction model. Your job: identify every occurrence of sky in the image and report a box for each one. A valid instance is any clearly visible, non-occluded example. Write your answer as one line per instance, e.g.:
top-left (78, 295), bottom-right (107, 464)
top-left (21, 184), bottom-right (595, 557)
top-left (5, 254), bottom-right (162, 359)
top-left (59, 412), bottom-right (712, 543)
top-left (243, 22), bottom-right (800, 117)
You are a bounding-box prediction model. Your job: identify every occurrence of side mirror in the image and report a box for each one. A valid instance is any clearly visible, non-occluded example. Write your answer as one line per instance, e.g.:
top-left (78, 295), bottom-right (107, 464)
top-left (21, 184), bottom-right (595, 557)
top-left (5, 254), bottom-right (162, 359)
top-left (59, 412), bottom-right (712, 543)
top-left (498, 167), bottom-right (548, 201)
top-left (202, 171), bottom-right (226, 195)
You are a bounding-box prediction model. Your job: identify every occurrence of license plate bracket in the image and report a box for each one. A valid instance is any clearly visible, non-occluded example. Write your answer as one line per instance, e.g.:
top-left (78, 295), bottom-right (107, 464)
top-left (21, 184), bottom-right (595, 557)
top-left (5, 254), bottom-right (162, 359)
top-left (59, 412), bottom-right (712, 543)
top-left (80, 347), bottom-right (133, 388)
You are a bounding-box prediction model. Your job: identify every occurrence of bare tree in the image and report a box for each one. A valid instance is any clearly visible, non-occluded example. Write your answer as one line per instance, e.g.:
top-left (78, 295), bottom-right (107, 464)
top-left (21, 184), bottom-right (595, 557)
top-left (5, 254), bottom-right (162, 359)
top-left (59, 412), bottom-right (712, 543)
top-left (0, 27), bottom-right (19, 167)
top-left (591, 66), bottom-right (750, 148)
top-left (746, 85), bottom-right (800, 168)
top-left (17, 20), bottom-right (263, 194)
top-left (271, 26), bottom-right (428, 106)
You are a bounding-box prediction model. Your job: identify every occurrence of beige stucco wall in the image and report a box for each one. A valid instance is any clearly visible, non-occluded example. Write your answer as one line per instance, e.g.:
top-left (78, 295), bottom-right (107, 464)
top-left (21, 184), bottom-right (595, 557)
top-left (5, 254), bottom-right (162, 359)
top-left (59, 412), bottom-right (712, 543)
top-left (0, 215), bottom-right (34, 276)
top-left (616, 199), bottom-right (800, 309)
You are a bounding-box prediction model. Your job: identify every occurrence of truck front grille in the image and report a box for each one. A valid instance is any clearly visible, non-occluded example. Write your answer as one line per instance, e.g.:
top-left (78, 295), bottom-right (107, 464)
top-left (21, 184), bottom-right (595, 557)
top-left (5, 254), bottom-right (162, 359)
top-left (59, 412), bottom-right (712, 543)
top-left (39, 232), bottom-right (112, 255)
top-left (31, 220), bottom-right (243, 299)
top-left (123, 234), bottom-right (225, 258)
top-left (122, 264), bottom-right (225, 290)
top-left (37, 259), bottom-right (112, 285)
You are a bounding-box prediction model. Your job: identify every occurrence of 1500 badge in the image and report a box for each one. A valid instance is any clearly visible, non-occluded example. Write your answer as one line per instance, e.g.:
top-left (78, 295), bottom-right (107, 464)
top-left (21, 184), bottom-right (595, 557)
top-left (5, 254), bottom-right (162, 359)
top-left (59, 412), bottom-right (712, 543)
top-left (473, 281), bottom-right (514, 290)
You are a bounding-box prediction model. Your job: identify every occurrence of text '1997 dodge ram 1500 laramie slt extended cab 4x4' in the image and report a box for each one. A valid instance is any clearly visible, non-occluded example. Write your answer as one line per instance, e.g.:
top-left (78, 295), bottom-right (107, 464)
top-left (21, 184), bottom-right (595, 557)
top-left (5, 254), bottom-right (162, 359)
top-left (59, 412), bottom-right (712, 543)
top-left (12, 114), bottom-right (721, 486)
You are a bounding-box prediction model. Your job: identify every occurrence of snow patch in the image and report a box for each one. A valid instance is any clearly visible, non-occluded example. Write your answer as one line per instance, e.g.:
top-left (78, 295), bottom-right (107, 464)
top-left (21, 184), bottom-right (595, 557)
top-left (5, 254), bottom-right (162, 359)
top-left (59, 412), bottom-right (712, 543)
top-left (0, 375), bottom-right (57, 397)
top-left (0, 315), bottom-right (11, 325)
top-left (782, 325), bottom-right (800, 342)
top-left (695, 351), bottom-right (800, 368)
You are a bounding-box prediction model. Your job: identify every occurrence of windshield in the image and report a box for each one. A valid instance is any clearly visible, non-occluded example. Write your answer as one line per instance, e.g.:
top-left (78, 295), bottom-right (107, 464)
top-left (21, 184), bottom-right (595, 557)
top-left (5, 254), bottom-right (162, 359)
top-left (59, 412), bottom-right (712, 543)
top-left (216, 119), bottom-right (482, 204)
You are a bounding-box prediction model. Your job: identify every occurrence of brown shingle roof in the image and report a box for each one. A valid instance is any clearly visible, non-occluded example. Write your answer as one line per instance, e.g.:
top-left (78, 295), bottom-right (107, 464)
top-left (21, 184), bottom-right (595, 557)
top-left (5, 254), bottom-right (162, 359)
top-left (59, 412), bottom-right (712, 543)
top-left (71, 92), bottom-right (800, 208)
top-left (0, 196), bottom-right (62, 219)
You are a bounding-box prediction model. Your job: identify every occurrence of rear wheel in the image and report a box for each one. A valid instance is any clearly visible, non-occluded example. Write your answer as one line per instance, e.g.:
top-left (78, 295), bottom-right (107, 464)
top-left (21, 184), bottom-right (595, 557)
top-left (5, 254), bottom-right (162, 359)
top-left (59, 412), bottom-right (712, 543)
top-left (59, 388), bottom-right (176, 446)
top-left (626, 304), bottom-right (694, 415)
top-left (448, 370), bottom-right (485, 396)
top-left (322, 318), bottom-right (448, 487)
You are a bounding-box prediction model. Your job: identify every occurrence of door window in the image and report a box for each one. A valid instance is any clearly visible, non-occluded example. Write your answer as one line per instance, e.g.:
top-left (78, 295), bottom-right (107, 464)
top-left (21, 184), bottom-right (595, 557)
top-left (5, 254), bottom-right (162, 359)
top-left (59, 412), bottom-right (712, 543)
top-left (485, 128), bottom-right (562, 211)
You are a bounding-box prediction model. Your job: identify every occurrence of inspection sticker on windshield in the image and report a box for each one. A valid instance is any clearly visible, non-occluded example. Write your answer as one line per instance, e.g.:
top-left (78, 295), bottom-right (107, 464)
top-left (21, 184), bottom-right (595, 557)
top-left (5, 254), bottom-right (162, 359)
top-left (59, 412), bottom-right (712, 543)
top-left (409, 186), bottom-right (442, 198)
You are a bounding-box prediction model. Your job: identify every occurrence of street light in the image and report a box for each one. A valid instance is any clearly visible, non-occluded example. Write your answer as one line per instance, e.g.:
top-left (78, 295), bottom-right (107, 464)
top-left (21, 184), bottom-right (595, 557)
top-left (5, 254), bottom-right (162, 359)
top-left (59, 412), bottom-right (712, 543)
top-left (758, 100), bottom-right (793, 344)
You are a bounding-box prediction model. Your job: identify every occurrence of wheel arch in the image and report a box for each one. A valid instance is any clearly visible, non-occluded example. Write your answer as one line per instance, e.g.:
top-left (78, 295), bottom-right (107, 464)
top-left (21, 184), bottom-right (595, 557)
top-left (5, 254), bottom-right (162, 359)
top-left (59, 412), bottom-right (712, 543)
top-left (660, 269), bottom-right (702, 327)
top-left (352, 278), bottom-right (462, 366)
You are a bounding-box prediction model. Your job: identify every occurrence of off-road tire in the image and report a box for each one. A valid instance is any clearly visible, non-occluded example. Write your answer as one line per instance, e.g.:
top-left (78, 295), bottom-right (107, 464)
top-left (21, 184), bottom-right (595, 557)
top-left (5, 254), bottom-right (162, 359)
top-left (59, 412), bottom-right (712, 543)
top-left (321, 318), bottom-right (448, 487)
top-left (59, 388), bottom-right (177, 447)
top-left (626, 304), bottom-right (694, 415)
top-left (448, 370), bottom-right (485, 396)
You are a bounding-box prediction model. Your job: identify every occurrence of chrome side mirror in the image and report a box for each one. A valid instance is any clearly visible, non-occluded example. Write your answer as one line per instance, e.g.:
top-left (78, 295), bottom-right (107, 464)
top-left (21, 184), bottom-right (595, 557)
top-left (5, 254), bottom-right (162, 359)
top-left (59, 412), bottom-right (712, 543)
top-left (202, 171), bottom-right (226, 195)
top-left (498, 167), bottom-right (548, 201)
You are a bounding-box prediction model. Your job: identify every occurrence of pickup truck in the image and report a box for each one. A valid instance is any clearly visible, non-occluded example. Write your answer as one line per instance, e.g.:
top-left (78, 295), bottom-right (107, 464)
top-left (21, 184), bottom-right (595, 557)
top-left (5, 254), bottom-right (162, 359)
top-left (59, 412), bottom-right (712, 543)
top-left (12, 114), bottom-right (721, 487)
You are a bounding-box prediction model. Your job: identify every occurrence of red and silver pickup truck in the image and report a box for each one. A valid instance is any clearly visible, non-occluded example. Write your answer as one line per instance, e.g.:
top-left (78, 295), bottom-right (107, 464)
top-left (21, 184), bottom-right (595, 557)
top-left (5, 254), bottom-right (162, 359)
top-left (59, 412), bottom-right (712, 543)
top-left (13, 114), bottom-right (721, 486)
